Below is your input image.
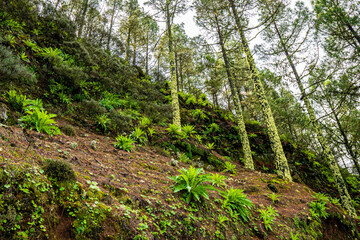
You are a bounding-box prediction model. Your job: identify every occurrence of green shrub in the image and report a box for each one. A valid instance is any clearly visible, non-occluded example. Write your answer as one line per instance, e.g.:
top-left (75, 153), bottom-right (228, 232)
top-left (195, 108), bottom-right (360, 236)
top-left (181, 124), bottom-right (196, 139)
top-left (96, 114), bottom-right (111, 132)
top-left (268, 193), bottom-right (281, 204)
top-left (208, 123), bottom-right (220, 133)
top-left (43, 159), bottom-right (76, 183)
top-left (39, 47), bottom-right (63, 61)
top-left (259, 205), bottom-right (279, 231)
top-left (169, 166), bottom-right (214, 203)
top-left (81, 99), bottom-right (107, 117)
top-left (114, 135), bottom-right (135, 152)
top-left (166, 124), bottom-right (181, 136)
top-left (309, 201), bottom-right (329, 219)
top-left (0, 45), bottom-right (36, 84)
top-left (223, 162), bottom-right (237, 174)
top-left (62, 124), bottom-right (76, 136)
top-left (185, 95), bottom-right (197, 105)
top-left (220, 188), bottom-right (254, 221)
top-left (99, 92), bottom-right (122, 111)
top-left (19, 109), bottom-right (61, 136)
top-left (24, 99), bottom-right (45, 111)
top-left (139, 116), bottom-right (151, 127)
top-left (130, 127), bottom-right (147, 145)
top-left (209, 173), bottom-right (227, 187)
top-left (205, 142), bottom-right (215, 150)
top-left (192, 109), bottom-right (208, 120)
top-left (5, 90), bottom-right (27, 112)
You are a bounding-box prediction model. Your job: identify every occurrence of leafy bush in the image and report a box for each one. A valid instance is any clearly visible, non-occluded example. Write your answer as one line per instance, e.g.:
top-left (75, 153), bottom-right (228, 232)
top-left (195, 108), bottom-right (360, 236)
top-left (62, 124), bottom-right (76, 136)
top-left (309, 200), bottom-right (329, 219)
top-left (5, 90), bottom-right (27, 112)
top-left (130, 127), bottom-right (148, 145)
top-left (178, 152), bottom-right (190, 163)
top-left (114, 135), bottom-right (135, 152)
top-left (24, 99), bottom-right (45, 111)
top-left (185, 95), bottom-right (197, 105)
top-left (43, 159), bottom-right (76, 183)
top-left (181, 124), bottom-right (196, 139)
top-left (209, 173), bottom-right (227, 187)
top-left (99, 92), bottom-right (123, 111)
top-left (220, 188), bottom-right (254, 221)
top-left (0, 45), bottom-right (36, 84)
top-left (192, 109), bottom-right (207, 120)
top-left (205, 142), bottom-right (215, 150)
top-left (96, 114), bottom-right (111, 132)
top-left (147, 127), bottom-right (156, 138)
top-left (166, 124), bottom-right (181, 136)
top-left (139, 116), bottom-right (151, 127)
top-left (194, 134), bottom-right (203, 143)
top-left (169, 166), bottom-right (214, 204)
top-left (208, 123), bottom-right (220, 133)
top-left (81, 99), bottom-right (107, 117)
top-left (223, 162), bottom-right (237, 174)
top-left (19, 109), bottom-right (61, 136)
top-left (268, 193), bottom-right (281, 204)
top-left (259, 205), bottom-right (279, 231)
top-left (39, 47), bottom-right (63, 61)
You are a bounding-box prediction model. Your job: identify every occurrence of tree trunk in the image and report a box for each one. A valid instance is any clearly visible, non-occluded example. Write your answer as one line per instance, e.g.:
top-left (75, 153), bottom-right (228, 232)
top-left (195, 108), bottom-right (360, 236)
top-left (132, 36), bottom-right (137, 65)
top-left (78, 0), bottom-right (89, 38)
top-left (175, 51), bottom-right (180, 92)
top-left (166, 1), bottom-right (181, 128)
top-left (214, 12), bottom-right (254, 170)
top-left (272, 21), bottom-right (356, 217)
top-left (107, 1), bottom-right (117, 51)
top-left (229, 0), bottom-right (292, 180)
top-left (145, 32), bottom-right (149, 75)
top-left (125, 27), bottom-right (131, 63)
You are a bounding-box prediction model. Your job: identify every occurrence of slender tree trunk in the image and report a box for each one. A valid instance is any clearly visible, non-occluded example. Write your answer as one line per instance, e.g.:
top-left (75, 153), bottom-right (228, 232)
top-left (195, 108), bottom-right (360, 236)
top-left (55, 0), bottom-right (61, 10)
top-left (229, 0), bottom-right (292, 180)
top-left (107, 1), bottom-right (117, 51)
top-left (273, 21), bottom-right (356, 217)
top-left (145, 32), bottom-right (149, 75)
top-left (175, 51), bottom-right (180, 92)
top-left (166, 2), bottom-right (181, 128)
top-left (179, 55), bottom-right (184, 92)
top-left (132, 36), bottom-right (137, 65)
top-left (78, 0), bottom-right (89, 38)
top-left (214, 13), bottom-right (254, 170)
top-left (321, 85), bottom-right (360, 174)
top-left (125, 27), bottom-right (131, 63)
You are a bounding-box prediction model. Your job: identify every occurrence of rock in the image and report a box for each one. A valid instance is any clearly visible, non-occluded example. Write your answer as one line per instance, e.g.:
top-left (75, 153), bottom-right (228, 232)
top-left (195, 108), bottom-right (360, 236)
top-left (267, 183), bottom-right (278, 193)
top-left (0, 104), bottom-right (8, 123)
top-left (170, 158), bottom-right (178, 166)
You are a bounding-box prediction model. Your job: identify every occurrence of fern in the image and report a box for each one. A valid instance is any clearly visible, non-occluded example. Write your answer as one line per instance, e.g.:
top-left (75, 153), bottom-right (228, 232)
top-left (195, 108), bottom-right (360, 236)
top-left (169, 166), bottom-right (214, 203)
top-left (220, 188), bottom-right (254, 222)
top-left (19, 109), bottom-right (61, 136)
top-left (223, 161), bottom-right (237, 174)
top-left (192, 109), bottom-right (207, 120)
top-left (114, 135), bottom-right (135, 152)
top-left (259, 205), bottom-right (279, 231)
top-left (181, 124), bottom-right (196, 139)
top-left (209, 173), bottom-right (227, 187)
top-left (185, 95), bottom-right (197, 105)
top-left (96, 114), bottom-right (111, 132)
top-left (130, 127), bottom-right (148, 144)
top-left (5, 90), bottom-right (27, 112)
top-left (166, 124), bottom-right (181, 136)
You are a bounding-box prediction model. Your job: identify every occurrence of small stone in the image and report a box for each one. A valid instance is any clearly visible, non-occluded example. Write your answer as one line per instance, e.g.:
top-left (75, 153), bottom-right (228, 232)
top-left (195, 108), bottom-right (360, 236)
top-left (267, 183), bottom-right (278, 193)
top-left (0, 104), bottom-right (8, 123)
top-left (170, 158), bottom-right (178, 166)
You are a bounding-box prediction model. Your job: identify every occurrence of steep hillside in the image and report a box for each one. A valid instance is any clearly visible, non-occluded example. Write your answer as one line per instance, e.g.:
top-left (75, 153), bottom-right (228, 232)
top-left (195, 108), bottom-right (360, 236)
top-left (0, 124), bottom-right (359, 239)
top-left (0, 1), bottom-right (360, 239)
